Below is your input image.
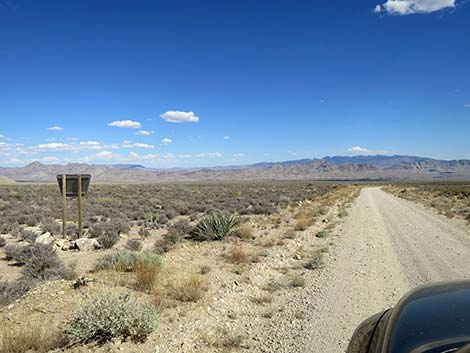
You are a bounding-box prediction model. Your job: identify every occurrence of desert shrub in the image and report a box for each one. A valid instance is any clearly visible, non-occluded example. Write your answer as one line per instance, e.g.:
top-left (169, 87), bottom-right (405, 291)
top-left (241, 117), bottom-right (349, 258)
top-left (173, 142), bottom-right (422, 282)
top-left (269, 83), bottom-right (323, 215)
top-left (290, 275), bottom-right (305, 288)
top-left (315, 230), bottom-right (328, 238)
top-left (200, 265), bottom-right (211, 275)
top-left (22, 244), bottom-right (76, 281)
top-left (0, 278), bottom-right (35, 306)
top-left (40, 217), bottom-right (61, 235)
top-left (156, 214), bottom-right (169, 225)
top-left (294, 217), bottom-right (311, 231)
top-left (225, 245), bottom-right (257, 264)
top-left (237, 223), bottom-right (253, 239)
top-left (191, 212), bottom-right (240, 241)
top-left (97, 232), bottom-right (120, 249)
top-left (4, 244), bottom-right (29, 264)
top-left (168, 273), bottom-right (208, 302)
top-left (63, 293), bottom-right (156, 345)
top-left (0, 223), bottom-right (11, 234)
top-left (153, 230), bottom-right (182, 254)
top-left (9, 223), bottom-right (21, 238)
top-left (126, 239), bottom-right (143, 251)
top-left (0, 322), bottom-right (64, 353)
top-left (94, 251), bottom-right (161, 273)
top-left (0, 236), bottom-right (5, 248)
top-left (169, 219), bottom-right (192, 236)
top-left (134, 254), bottom-right (162, 292)
top-left (19, 228), bottom-right (37, 243)
top-left (139, 227), bottom-right (151, 238)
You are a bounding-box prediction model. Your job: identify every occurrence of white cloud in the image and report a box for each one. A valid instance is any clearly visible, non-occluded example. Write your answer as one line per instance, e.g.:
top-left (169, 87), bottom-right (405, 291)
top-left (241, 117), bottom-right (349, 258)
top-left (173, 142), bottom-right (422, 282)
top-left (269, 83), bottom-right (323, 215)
top-left (160, 111), bottom-right (199, 123)
top-left (465, 103), bottom-right (470, 108)
top-left (38, 142), bottom-right (68, 150)
top-left (96, 150), bottom-right (113, 159)
top-left (375, 0), bottom-right (455, 15)
top-left (121, 140), bottom-right (154, 149)
top-left (43, 156), bottom-right (59, 163)
top-left (348, 146), bottom-right (370, 153)
top-left (0, 134), bottom-right (6, 139)
top-left (233, 153), bottom-right (245, 157)
top-left (129, 151), bottom-right (139, 158)
top-left (142, 154), bottom-right (159, 160)
top-left (108, 120), bottom-right (141, 129)
top-left (47, 126), bottom-right (63, 131)
top-left (135, 130), bottom-right (154, 136)
top-left (177, 152), bottom-right (223, 158)
top-left (79, 141), bottom-right (100, 146)
top-left (224, 136), bottom-right (230, 140)
top-left (161, 138), bottom-right (172, 145)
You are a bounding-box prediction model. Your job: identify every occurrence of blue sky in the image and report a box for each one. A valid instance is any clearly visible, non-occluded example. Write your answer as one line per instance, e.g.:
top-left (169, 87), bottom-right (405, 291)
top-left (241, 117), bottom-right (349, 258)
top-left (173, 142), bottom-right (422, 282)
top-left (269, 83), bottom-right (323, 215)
top-left (0, 0), bottom-right (469, 168)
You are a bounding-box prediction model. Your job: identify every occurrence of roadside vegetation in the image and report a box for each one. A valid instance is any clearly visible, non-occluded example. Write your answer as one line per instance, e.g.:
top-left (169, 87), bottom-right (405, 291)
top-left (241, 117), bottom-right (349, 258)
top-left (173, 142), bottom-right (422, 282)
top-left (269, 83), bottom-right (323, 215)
top-left (384, 183), bottom-right (470, 223)
top-left (0, 181), bottom-right (359, 352)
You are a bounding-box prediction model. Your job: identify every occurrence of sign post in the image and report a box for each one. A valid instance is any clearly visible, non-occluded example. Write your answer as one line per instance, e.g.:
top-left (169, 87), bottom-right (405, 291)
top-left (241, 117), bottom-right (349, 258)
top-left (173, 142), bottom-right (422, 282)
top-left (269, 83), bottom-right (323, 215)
top-left (57, 174), bottom-right (91, 239)
top-left (62, 174), bottom-right (67, 238)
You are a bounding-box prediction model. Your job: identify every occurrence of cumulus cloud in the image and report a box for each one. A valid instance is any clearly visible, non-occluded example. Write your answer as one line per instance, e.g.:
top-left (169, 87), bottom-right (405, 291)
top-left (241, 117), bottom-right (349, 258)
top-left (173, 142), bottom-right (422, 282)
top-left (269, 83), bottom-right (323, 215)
top-left (47, 126), bottom-right (63, 131)
top-left (348, 146), bottom-right (370, 153)
top-left (465, 103), bottom-right (470, 108)
top-left (160, 111), bottom-right (199, 123)
top-left (108, 120), bottom-right (141, 129)
top-left (38, 142), bottom-right (68, 150)
top-left (79, 141), bottom-right (100, 146)
top-left (0, 134), bottom-right (6, 139)
top-left (223, 136), bottom-right (230, 140)
top-left (129, 151), bottom-right (139, 158)
top-left (375, 0), bottom-right (456, 15)
top-left (161, 138), bottom-right (172, 145)
top-left (135, 130), bottom-right (154, 136)
top-left (121, 140), bottom-right (154, 149)
top-left (96, 150), bottom-right (113, 159)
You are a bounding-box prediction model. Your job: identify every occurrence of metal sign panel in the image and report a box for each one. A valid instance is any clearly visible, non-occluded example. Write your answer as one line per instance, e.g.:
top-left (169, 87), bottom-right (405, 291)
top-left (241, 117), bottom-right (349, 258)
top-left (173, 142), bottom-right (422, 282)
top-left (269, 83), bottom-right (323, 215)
top-left (56, 174), bottom-right (91, 197)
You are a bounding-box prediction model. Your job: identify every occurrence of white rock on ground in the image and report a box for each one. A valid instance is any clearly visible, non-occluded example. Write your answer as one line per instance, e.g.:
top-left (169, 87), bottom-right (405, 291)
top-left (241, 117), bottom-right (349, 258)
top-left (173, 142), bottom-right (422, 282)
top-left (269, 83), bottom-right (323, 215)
top-left (35, 232), bottom-right (55, 246)
top-left (74, 238), bottom-right (102, 251)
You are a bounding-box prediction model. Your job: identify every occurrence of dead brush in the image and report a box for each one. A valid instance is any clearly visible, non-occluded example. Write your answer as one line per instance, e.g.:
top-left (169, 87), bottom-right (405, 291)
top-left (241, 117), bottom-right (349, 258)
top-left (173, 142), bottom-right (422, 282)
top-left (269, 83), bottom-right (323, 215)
top-left (166, 272), bottom-right (208, 303)
top-left (0, 322), bottom-right (64, 353)
top-left (294, 217), bottom-right (312, 231)
top-left (237, 223), bottom-right (254, 240)
top-left (134, 259), bottom-right (160, 293)
top-left (225, 244), bottom-right (258, 263)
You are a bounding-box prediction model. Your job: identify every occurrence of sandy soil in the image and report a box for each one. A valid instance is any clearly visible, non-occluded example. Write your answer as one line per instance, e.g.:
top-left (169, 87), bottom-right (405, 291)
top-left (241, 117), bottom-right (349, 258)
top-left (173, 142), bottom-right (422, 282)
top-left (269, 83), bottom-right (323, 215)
top-left (255, 187), bottom-right (470, 353)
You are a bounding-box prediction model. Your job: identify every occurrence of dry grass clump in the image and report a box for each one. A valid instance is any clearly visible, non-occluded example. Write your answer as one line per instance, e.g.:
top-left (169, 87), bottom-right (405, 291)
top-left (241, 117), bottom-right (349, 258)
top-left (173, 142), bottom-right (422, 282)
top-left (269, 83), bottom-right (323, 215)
top-left (289, 275), bottom-right (306, 288)
top-left (166, 272), bottom-right (208, 303)
top-left (237, 223), bottom-right (254, 239)
top-left (0, 322), bottom-right (63, 353)
top-left (225, 244), bottom-right (259, 264)
top-left (294, 217), bottom-right (312, 231)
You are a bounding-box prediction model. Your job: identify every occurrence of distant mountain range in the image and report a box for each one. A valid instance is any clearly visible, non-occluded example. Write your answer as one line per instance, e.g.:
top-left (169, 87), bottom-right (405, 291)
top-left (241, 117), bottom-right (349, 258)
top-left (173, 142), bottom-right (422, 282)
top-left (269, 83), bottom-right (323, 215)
top-left (1, 155), bottom-right (470, 183)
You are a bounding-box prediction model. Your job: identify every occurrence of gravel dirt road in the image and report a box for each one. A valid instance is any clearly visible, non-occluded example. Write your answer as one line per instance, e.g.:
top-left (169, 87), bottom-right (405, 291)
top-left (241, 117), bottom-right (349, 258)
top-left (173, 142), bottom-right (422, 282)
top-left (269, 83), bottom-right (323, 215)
top-left (256, 187), bottom-right (470, 353)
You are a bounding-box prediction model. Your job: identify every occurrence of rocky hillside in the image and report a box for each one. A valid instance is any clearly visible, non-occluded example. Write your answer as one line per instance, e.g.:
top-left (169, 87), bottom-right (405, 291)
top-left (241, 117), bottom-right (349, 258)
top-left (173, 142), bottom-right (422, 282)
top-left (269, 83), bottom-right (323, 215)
top-left (1, 155), bottom-right (470, 183)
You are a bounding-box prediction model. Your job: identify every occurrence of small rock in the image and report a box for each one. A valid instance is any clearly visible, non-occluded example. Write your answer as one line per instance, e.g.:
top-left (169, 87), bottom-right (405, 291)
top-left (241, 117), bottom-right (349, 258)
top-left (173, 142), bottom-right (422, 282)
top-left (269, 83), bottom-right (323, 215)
top-left (294, 254), bottom-right (301, 260)
top-left (35, 232), bottom-right (54, 246)
top-left (74, 238), bottom-right (102, 251)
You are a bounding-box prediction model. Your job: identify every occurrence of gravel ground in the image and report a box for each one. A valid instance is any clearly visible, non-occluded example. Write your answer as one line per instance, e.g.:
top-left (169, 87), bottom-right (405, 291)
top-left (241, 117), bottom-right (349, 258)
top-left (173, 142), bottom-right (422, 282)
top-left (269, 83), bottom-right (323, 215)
top-left (254, 187), bottom-right (470, 353)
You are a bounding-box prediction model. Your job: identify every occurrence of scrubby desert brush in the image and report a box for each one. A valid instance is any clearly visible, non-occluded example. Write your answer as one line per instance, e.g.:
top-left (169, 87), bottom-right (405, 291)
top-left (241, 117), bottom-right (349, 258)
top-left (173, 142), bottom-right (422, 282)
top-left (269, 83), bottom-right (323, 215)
top-left (63, 292), bottom-right (156, 346)
top-left (294, 217), bottom-right (312, 231)
top-left (126, 239), bottom-right (143, 251)
top-left (192, 212), bottom-right (240, 241)
top-left (237, 223), bottom-right (254, 239)
top-left (0, 236), bottom-right (5, 248)
top-left (0, 322), bottom-right (64, 353)
top-left (225, 245), bottom-right (254, 264)
top-left (94, 250), bottom-right (162, 273)
top-left (166, 272), bottom-right (208, 303)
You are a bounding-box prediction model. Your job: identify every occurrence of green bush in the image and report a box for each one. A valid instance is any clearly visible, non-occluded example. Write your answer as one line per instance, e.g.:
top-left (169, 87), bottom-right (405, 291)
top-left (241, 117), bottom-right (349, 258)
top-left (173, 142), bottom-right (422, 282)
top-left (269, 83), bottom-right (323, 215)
top-left (191, 212), bottom-right (240, 241)
top-left (94, 251), bottom-right (162, 272)
top-left (63, 293), bottom-right (156, 345)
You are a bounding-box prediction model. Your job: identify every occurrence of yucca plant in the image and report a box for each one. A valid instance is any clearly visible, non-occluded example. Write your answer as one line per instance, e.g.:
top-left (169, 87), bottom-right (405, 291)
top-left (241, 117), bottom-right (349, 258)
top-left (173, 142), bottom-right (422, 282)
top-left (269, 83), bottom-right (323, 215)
top-left (192, 212), bottom-right (240, 241)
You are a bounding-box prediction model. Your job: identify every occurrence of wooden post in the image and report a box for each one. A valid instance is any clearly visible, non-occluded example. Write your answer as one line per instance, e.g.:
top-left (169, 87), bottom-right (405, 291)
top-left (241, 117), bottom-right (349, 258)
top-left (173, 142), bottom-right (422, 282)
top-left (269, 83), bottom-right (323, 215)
top-left (78, 175), bottom-right (82, 238)
top-left (62, 174), bottom-right (67, 238)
